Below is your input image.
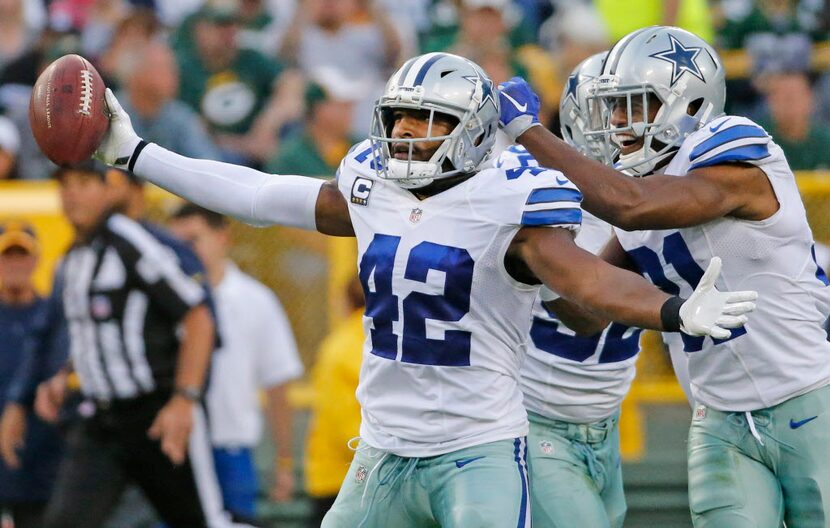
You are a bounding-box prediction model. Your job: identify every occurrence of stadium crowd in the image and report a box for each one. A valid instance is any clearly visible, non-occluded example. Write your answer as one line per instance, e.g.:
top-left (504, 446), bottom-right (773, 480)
top-left (1, 0), bottom-right (830, 527)
top-left (2, 0), bottom-right (830, 180)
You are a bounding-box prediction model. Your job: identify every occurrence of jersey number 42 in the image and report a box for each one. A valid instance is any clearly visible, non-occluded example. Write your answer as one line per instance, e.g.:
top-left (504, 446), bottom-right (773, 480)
top-left (359, 234), bottom-right (474, 367)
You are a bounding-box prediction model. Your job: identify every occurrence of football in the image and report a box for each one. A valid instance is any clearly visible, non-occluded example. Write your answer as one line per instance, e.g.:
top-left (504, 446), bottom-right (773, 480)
top-left (28, 54), bottom-right (109, 166)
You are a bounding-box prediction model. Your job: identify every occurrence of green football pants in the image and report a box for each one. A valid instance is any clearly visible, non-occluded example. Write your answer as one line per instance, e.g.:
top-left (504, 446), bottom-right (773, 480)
top-left (321, 437), bottom-right (530, 528)
top-left (526, 411), bottom-right (626, 528)
top-left (688, 383), bottom-right (830, 528)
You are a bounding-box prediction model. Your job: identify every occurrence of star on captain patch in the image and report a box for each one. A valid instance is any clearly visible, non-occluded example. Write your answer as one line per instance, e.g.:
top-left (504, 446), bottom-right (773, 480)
top-left (409, 207), bottom-right (423, 223)
top-left (649, 34), bottom-right (706, 86)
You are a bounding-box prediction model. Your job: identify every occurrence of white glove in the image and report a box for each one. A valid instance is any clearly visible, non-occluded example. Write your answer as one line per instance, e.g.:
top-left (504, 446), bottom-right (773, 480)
top-left (679, 257), bottom-right (757, 339)
top-left (94, 88), bottom-right (142, 169)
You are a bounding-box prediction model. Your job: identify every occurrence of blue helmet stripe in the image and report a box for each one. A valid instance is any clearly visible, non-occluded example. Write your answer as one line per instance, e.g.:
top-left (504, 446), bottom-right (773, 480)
top-left (396, 58), bottom-right (418, 87)
top-left (412, 54), bottom-right (443, 86)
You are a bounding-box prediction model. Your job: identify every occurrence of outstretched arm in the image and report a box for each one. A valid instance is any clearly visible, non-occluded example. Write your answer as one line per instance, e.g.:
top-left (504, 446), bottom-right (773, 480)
top-left (512, 226), bottom-right (757, 337)
top-left (517, 126), bottom-right (771, 230)
top-left (498, 78), bottom-right (777, 230)
top-left (96, 89), bottom-right (354, 237)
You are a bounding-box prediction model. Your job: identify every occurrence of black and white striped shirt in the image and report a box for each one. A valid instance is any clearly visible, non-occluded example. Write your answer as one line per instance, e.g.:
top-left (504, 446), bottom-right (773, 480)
top-left (60, 213), bottom-right (205, 401)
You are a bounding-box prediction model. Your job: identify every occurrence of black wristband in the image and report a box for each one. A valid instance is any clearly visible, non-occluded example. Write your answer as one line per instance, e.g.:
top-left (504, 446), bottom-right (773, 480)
top-left (127, 140), bottom-right (149, 173)
top-left (660, 296), bottom-right (685, 332)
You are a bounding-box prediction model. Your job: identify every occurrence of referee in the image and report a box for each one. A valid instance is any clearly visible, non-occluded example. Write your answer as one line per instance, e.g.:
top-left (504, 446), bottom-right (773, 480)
top-left (33, 161), bottom-right (222, 528)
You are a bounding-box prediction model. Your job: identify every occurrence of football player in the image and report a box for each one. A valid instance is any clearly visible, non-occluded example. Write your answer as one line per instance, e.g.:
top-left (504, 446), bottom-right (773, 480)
top-left (499, 26), bottom-right (830, 528)
top-left (500, 52), bottom-right (636, 528)
top-left (94, 52), bottom-right (754, 528)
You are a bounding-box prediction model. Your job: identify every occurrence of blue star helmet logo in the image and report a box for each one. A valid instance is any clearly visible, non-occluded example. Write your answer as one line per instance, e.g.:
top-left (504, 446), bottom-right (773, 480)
top-left (564, 74), bottom-right (579, 106)
top-left (464, 75), bottom-right (497, 111)
top-left (649, 34), bottom-right (705, 86)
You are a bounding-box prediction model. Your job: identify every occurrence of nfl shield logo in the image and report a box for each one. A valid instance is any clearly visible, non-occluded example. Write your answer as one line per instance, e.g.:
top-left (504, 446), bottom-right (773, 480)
top-left (694, 405), bottom-right (707, 421)
top-left (409, 207), bottom-right (423, 223)
top-left (355, 465), bottom-right (368, 483)
top-left (539, 440), bottom-right (553, 455)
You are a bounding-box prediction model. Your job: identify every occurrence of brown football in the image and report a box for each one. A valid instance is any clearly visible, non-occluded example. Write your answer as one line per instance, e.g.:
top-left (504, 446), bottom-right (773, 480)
top-left (28, 54), bottom-right (109, 166)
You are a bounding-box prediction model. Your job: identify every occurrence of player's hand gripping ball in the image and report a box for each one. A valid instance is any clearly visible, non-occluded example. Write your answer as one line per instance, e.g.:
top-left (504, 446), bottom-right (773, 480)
top-left (28, 54), bottom-right (109, 166)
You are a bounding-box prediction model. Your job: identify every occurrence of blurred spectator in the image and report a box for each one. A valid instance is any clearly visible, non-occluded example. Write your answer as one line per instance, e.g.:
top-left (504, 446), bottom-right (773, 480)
top-left (595, 0), bottom-right (714, 43)
top-left (304, 276), bottom-right (364, 528)
top-left (757, 71), bottom-right (830, 170)
top-left (265, 82), bottom-right (354, 177)
top-left (425, 0), bottom-right (557, 124)
top-left (169, 204), bottom-right (304, 522)
top-left (0, 0), bottom-right (42, 75)
top-left (97, 7), bottom-right (161, 85)
top-left (716, 0), bottom-right (830, 50)
top-left (539, 2), bottom-right (609, 127)
top-left (117, 40), bottom-right (222, 160)
top-left (448, 0), bottom-right (528, 83)
top-left (0, 221), bottom-right (64, 528)
top-left (176, 1), bottom-right (304, 165)
top-left (174, 0), bottom-right (283, 57)
top-left (278, 0), bottom-right (404, 137)
top-left (747, 31), bottom-right (813, 76)
top-left (80, 0), bottom-right (131, 60)
top-left (421, 0), bottom-right (536, 52)
top-left (235, 0), bottom-right (279, 55)
top-left (0, 114), bottom-right (20, 179)
top-left (153, 0), bottom-right (204, 28)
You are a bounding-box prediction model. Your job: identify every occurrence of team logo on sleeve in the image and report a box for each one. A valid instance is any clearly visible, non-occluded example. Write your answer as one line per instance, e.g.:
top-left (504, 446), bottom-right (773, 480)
top-left (351, 178), bottom-right (374, 206)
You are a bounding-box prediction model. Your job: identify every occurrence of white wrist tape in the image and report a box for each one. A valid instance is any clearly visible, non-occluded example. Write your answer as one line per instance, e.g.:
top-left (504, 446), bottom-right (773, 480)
top-left (135, 143), bottom-right (324, 230)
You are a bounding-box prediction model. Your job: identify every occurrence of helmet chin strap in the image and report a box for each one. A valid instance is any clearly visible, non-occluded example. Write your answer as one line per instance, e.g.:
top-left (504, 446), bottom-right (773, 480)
top-left (386, 158), bottom-right (438, 189)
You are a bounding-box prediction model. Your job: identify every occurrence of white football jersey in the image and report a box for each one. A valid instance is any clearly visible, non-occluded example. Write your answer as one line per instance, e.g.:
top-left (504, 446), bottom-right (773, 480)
top-left (338, 140), bottom-right (582, 457)
top-left (497, 146), bottom-right (642, 423)
top-left (615, 115), bottom-right (830, 411)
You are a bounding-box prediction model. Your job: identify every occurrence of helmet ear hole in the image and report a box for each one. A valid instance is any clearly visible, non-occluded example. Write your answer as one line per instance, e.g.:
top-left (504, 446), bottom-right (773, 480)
top-left (687, 97), bottom-right (704, 117)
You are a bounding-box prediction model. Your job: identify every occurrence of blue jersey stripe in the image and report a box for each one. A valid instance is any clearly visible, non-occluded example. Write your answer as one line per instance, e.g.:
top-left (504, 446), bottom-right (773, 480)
top-left (526, 187), bottom-right (582, 205)
top-left (514, 438), bottom-right (529, 528)
top-left (689, 143), bottom-right (770, 170)
top-left (521, 208), bottom-right (582, 226)
top-left (690, 124), bottom-right (768, 161)
top-left (412, 54), bottom-right (443, 86)
top-left (812, 245), bottom-right (829, 286)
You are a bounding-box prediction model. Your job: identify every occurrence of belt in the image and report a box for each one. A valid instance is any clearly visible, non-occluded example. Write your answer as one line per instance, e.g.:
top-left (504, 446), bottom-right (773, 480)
top-left (548, 415), bottom-right (618, 444)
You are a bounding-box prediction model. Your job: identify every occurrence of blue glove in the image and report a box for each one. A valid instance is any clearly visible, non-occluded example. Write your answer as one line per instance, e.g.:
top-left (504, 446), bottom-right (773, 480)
top-left (498, 77), bottom-right (542, 142)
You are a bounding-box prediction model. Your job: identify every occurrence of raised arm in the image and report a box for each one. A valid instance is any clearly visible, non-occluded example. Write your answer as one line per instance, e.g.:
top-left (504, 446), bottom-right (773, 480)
top-left (517, 126), bottom-right (773, 230)
top-left (498, 78), bottom-right (777, 230)
top-left (96, 89), bottom-right (354, 237)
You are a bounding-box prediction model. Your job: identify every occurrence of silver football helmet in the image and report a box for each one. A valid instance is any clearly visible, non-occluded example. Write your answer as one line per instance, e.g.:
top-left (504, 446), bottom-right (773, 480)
top-left (559, 51), bottom-right (609, 162)
top-left (584, 26), bottom-right (725, 176)
top-left (369, 52), bottom-right (500, 189)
